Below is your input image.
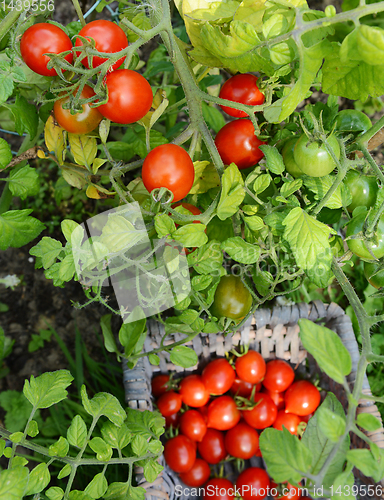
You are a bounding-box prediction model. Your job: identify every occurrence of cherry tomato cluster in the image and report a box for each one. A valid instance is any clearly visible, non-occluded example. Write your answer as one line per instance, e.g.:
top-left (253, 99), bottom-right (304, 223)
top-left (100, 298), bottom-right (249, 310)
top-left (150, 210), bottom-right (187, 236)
top-left (214, 74), bottom-right (266, 170)
top-left (20, 21), bottom-right (153, 132)
top-left (152, 351), bottom-right (321, 499)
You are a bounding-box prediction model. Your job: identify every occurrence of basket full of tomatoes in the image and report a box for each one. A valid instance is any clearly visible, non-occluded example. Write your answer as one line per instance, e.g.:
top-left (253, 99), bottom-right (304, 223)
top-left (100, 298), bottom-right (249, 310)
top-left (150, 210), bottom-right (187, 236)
top-left (123, 301), bottom-right (384, 499)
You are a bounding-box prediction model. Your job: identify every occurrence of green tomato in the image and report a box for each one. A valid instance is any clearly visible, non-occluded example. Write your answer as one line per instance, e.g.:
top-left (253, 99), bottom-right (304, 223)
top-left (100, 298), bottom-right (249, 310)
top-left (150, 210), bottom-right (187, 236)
top-left (346, 212), bottom-right (384, 260)
top-left (364, 261), bottom-right (384, 289)
top-left (210, 275), bottom-right (252, 320)
top-left (282, 137), bottom-right (304, 178)
top-left (334, 109), bottom-right (372, 135)
top-left (343, 169), bottom-right (378, 213)
top-left (293, 134), bottom-right (340, 177)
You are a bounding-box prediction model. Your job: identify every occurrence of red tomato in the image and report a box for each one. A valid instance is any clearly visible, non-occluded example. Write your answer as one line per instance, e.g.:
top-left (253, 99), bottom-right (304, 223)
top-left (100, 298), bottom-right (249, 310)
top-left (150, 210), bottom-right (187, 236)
top-left (230, 378), bottom-right (254, 398)
top-left (156, 391), bottom-right (182, 417)
top-left (219, 74), bottom-right (265, 118)
top-left (75, 20), bottom-right (128, 70)
top-left (179, 374), bottom-right (210, 408)
top-left (151, 374), bottom-right (170, 398)
top-left (242, 393), bottom-right (277, 429)
top-left (20, 23), bottom-right (73, 76)
top-left (270, 482), bottom-right (301, 500)
top-left (273, 411), bottom-right (301, 435)
top-left (236, 467), bottom-right (270, 500)
top-left (224, 421), bottom-right (259, 459)
top-left (164, 435), bottom-right (196, 473)
top-left (215, 119), bottom-right (266, 170)
top-left (204, 478), bottom-right (235, 500)
top-left (98, 69), bottom-right (153, 124)
top-left (180, 410), bottom-right (207, 442)
top-left (284, 381), bottom-right (321, 416)
top-left (198, 404), bottom-right (209, 424)
top-left (180, 458), bottom-right (211, 487)
top-left (165, 412), bottom-right (180, 428)
top-left (207, 395), bottom-right (240, 431)
top-left (202, 358), bottom-right (236, 396)
top-left (54, 84), bottom-right (103, 134)
top-left (235, 350), bottom-right (266, 385)
top-left (142, 144), bottom-right (195, 203)
top-left (263, 360), bottom-right (295, 392)
top-left (197, 428), bottom-right (227, 464)
top-left (261, 388), bottom-right (285, 411)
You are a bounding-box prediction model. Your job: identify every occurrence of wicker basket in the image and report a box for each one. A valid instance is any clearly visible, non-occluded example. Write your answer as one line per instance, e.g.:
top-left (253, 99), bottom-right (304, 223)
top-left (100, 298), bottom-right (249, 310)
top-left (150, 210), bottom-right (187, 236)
top-left (122, 301), bottom-right (384, 499)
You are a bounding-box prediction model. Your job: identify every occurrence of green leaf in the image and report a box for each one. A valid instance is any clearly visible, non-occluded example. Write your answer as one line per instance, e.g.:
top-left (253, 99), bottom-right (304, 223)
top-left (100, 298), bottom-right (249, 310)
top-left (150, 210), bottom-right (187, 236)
top-left (0, 209), bottom-right (45, 251)
top-left (259, 427), bottom-right (312, 483)
top-left (143, 460), bottom-right (163, 483)
top-left (9, 432), bottom-right (23, 443)
top-left (0, 390), bottom-right (32, 432)
top-left (202, 102), bottom-right (226, 133)
top-left (126, 408), bottom-right (164, 438)
top-left (252, 173), bottom-right (271, 194)
top-left (189, 161), bottom-right (220, 195)
top-left (187, 241), bottom-right (223, 275)
top-left (298, 319), bottom-right (352, 384)
top-left (103, 482), bottom-right (129, 500)
top-left (26, 420), bottom-right (39, 438)
top-left (302, 393), bottom-right (350, 487)
top-left (317, 407), bottom-right (346, 442)
top-left (259, 145), bottom-right (285, 174)
top-left (283, 207), bottom-right (335, 287)
top-left (155, 214), bottom-right (176, 238)
top-left (101, 421), bottom-right (131, 450)
top-left (81, 387), bottom-right (126, 427)
top-left (331, 470), bottom-right (355, 500)
top-left (8, 166), bottom-right (39, 200)
top-left (148, 440), bottom-right (163, 454)
top-left (356, 413), bottom-right (382, 431)
top-left (46, 486), bottom-right (65, 500)
top-left (68, 491), bottom-right (93, 500)
top-left (29, 237), bottom-right (63, 269)
top-left (84, 473), bottom-right (108, 499)
top-left (192, 274), bottom-right (213, 291)
top-left (58, 464), bottom-right (71, 480)
top-left (217, 163), bottom-right (245, 220)
top-left (173, 223), bottom-right (208, 247)
top-left (10, 95), bottom-right (38, 138)
top-left (221, 237), bottom-right (260, 264)
top-left (58, 253), bottom-right (75, 282)
top-left (99, 215), bottom-right (146, 254)
top-left (346, 448), bottom-right (384, 483)
top-left (243, 215), bottom-right (265, 233)
top-left (281, 179), bottom-right (303, 199)
top-left (24, 463), bottom-right (50, 495)
top-left (119, 318), bottom-right (146, 358)
top-left (0, 62), bottom-right (15, 104)
top-left (131, 434), bottom-right (149, 456)
top-left (49, 436), bottom-right (69, 457)
top-left (23, 370), bottom-right (73, 409)
top-left (170, 346), bottom-right (198, 368)
top-left (303, 175), bottom-right (348, 209)
top-left (0, 467), bottom-right (29, 499)
top-left (89, 437), bottom-right (113, 461)
top-left (67, 415), bottom-right (87, 448)
top-left (0, 138), bottom-right (12, 169)
top-left (100, 314), bottom-right (118, 355)
top-left (61, 220), bottom-right (80, 243)
top-left (68, 134), bottom-right (97, 168)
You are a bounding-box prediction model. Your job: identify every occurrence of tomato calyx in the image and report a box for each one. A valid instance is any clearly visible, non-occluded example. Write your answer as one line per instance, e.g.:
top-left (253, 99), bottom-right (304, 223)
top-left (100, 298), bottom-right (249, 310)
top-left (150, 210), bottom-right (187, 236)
top-left (234, 385), bottom-right (261, 411)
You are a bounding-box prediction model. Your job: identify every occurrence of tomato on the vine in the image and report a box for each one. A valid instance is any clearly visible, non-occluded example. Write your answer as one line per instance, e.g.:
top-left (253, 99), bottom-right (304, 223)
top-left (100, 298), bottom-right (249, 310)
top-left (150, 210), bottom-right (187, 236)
top-left (346, 212), bottom-right (384, 260)
top-left (235, 350), bottom-right (266, 384)
top-left (262, 359), bottom-right (295, 392)
top-left (236, 467), bottom-right (270, 500)
top-left (284, 381), bottom-right (320, 416)
top-left (219, 74), bottom-right (265, 118)
top-left (54, 85), bottom-right (103, 134)
top-left (75, 20), bottom-right (128, 70)
top-left (204, 478), bottom-right (234, 500)
top-left (151, 374), bottom-right (170, 398)
top-left (20, 23), bottom-right (73, 76)
top-left (97, 69), bottom-right (153, 124)
top-left (293, 134), bottom-right (340, 177)
top-left (142, 144), bottom-right (195, 202)
top-left (164, 435), bottom-right (196, 473)
top-left (180, 410), bottom-right (207, 442)
top-left (180, 458), bottom-right (211, 487)
top-left (224, 421), bottom-right (259, 459)
top-left (211, 275), bottom-right (252, 320)
top-left (201, 358), bottom-right (236, 396)
top-left (197, 428), bottom-right (227, 464)
top-left (334, 109), bottom-right (372, 135)
top-left (343, 170), bottom-right (378, 213)
top-left (282, 137), bottom-right (303, 178)
top-left (215, 119), bottom-right (266, 170)
top-left (156, 390), bottom-right (182, 417)
top-left (207, 395), bottom-right (240, 431)
top-left (364, 261), bottom-right (384, 289)
top-left (273, 411), bottom-right (301, 435)
top-left (242, 393), bottom-right (277, 429)
top-left (179, 374), bottom-right (210, 407)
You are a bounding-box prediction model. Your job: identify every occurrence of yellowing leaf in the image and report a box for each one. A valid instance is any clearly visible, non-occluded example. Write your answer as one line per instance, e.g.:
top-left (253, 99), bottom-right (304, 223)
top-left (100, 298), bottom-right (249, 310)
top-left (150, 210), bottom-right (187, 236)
top-left (92, 158), bottom-right (107, 174)
top-left (68, 134), bottom-right (97, 169)
top-left (62, 168), bottom-right (87, 190)
top-left (86, 184), bottom-right (116, 199)
top-left (44, 115), bottom-right (66, 165)
top-left (138, 88), bottom-right (168, 129)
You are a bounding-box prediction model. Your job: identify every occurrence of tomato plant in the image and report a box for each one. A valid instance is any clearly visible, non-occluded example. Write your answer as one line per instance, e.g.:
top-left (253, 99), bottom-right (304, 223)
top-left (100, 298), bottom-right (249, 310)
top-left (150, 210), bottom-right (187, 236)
top-left (179, 458), bottom-right (211, 487)
top-left (293, 134), bottom-right (340, 177)
top-left (20, 23), bottom-right (73, 76)
top-left (53, 85), bottom-right (103, 135)
top-left (179, 409), bottom-right (207, 442)
top-left (262, 360), bottom-right (295, 392)
top-left (224, 421), bottom-right (259, 459)
top-left (163, 435), bottom-right (196, 473)
top-left (219, 74), bottom-right (265, 118)
top-left (97, 69), bottom-right (153, 124)
top-left (235, 350), bottom-right (266, 384)
top-left (197, 428), bottom-right (227, 464)
top-left (346, 212), bottom-right (384, 260)
top-left (211, 275), bottom-right (252, 320)
top-left (179, 374), bottom-right (210, 407)
top-left (75, 20), bottom-right (128, 70)
top-left (284, 381), bottom-right (321, 416)
top-left (236, 467), bottom-right (270, 500)
top-left (343, 170), bottom-right (378, 213)
top-left (214, 119), bottom-right (266, 169)
top-left (142, 144), bottom-right (195, 202)
top-left (207, 395), bottom-right (240, 430)
top-left (201, 358), bottom-right (236, 396)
